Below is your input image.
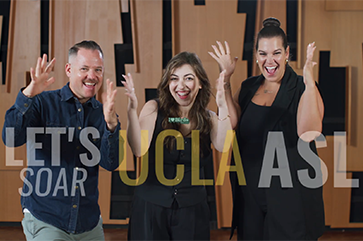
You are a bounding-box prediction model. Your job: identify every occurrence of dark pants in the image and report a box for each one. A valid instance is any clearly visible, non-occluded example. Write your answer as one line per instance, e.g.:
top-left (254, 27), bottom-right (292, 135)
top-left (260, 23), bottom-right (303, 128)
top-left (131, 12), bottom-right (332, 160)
top-left (235, 186), bottom-right (317, 241)
top-left (128, 196), bottom-right (210, 240)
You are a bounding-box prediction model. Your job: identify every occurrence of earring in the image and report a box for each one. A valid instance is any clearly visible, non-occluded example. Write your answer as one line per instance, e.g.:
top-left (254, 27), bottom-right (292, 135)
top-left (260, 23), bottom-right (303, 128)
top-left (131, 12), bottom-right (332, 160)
top-left (256, 60), bottom-right (258, 64)
top-left (286, 59), bottom-right (288, 63)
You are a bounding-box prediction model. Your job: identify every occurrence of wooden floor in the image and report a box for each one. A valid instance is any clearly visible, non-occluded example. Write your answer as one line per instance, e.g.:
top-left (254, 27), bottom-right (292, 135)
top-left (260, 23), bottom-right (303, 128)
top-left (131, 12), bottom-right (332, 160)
top-left (1, 226), bottom-right (363, 241)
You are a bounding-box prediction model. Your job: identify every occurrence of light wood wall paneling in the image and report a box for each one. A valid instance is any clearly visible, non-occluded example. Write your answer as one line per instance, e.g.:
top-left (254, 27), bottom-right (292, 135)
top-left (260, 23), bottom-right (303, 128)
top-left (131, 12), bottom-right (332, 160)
top-left (48, 0), bottom-right (55, 60)
top-left (0, 0), bottom-right (41, 222)
top-left (171, 0), bottom-right (177, 56)
top-left (124, 0), bottom-right (162, 87)
top-left (173, 0), bottom-right (245, 61)
top-left (51, 0), bottom-right (87, 91)
top-left (0, 170), bottom-right (24, 221)
top-left (325, 0), bottom-right (363, 11)
top-left (0, 0), bottom-right (40, 170)
top-left (297, 0), bottom-right (303, 69)
top-left (122, 0), bottom-right (163, 173)
top-left (300, 0), bottom-right (363, 227)
top-left (130, 0), bottom-right (139, 73)
top-left (172, 0), bottom-right (247, 228)
top-left (301, 0), bottom-right (333, 84)
top-left (252, 0), bottom-right (262, 76)
top-left (327, 8), bottom-right (363, 171)
top-left (5, 0), bottom-right (16, 93)
top-left (0, 15), bottom-right (2, 85)
top-left (120, 0), bottom-right (129, 13)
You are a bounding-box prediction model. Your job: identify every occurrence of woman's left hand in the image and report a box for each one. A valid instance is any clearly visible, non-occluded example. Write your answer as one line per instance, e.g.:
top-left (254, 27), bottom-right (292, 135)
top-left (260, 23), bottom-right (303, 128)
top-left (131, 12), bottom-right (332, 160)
top-left (216, 70), bottom-right (227, 108)
top-left (303, 42), bottom-right (317, 88)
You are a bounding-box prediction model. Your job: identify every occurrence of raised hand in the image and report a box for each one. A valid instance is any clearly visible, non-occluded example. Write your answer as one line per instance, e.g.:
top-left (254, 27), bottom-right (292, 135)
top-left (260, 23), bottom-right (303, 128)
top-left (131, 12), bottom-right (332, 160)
top-left (23, 54), bottom-right (56, 97)
top-left (102, 79), bottom-right (118, 132)
top-left (121, 73), bottom-right (138, 111)
top-left (216, 70), bottom-right (227, 108)
top-left (303, 42), bottom-right (317, 88)
top-left (208, 41), bottom-right (238, 79)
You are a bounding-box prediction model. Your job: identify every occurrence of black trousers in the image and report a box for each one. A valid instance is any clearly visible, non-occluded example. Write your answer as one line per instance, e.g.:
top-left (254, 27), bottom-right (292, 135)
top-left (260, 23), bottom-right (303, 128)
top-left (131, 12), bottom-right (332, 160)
top-left (235, 186), bottom-right (317, 241)
top-left (128, 196), bottom-right (210, 240)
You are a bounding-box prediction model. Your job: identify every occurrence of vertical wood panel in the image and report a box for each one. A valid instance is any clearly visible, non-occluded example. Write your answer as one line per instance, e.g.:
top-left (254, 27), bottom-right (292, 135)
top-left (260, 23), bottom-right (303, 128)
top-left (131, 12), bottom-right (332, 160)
top-left (0, 15), bottom-right (3, 85)
top-left (0, 170), bottom-right (24, 221)
top-left (297, 0), bottom-right (303, 69)
top-left (120, 0), bottom-right (129, 13)
top-left (5, 0), bottom-right (16, 93)
top-left (0, 0), bottom-right (40, 222)
top-left (325, 0), bottom-right (363, 11)
top-left (130, 0), bottom-right (139, 73)
top-left (173, 0), bottom-right (247, 228)
top-left (123, 0), bottom-right (163, 172)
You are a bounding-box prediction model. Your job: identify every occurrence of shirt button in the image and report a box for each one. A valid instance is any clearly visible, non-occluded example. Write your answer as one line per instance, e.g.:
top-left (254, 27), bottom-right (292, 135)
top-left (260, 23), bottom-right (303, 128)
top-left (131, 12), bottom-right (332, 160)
top-left (24, 103), bottom-right (28, 107)
top-left (78, 126), bottom-right (81, 130)
top-left (73, 205), bottom-right (77, 208)
top-left (78, 108), bottom-right (82, 112)
top-left (174, 189), bottom-right (178, 195)
top-left (180, 152), bottom-right (184, 158)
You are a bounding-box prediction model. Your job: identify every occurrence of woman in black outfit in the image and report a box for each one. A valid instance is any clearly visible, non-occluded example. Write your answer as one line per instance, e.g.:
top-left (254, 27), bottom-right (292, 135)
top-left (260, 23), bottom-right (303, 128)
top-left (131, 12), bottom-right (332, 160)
top-left (122, 52), bottom-right (231, 240)
top-left (209, 18), bottom-right (325, 240)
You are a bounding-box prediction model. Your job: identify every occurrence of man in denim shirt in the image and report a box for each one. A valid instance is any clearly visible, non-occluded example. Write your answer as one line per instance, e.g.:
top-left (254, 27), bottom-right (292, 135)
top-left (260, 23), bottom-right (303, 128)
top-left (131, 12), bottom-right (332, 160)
top-left (2, 40), bottom-right (120, 240)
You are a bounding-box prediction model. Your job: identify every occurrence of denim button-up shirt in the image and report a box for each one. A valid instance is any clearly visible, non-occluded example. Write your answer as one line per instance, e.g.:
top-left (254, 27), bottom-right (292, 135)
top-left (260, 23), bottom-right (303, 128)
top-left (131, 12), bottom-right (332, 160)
top-left (2, 83), bottom-right (120, 233)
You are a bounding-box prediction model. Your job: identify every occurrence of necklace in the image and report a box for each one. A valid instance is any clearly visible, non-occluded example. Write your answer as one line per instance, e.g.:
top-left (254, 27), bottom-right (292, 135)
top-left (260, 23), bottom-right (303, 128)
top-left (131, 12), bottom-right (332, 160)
top-left (263, 89), bottom-right (275, 94)
top-left (168, 117), bottom-right (190, 124)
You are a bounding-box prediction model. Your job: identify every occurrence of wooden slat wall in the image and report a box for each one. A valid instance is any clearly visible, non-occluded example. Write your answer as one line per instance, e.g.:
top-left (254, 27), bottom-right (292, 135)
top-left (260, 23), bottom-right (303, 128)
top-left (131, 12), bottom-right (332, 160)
top-left (0, 0), bottom-right (41, 222)
top-left (1, 0), bottom-right (363, 229)
top-left (325, 0), bottom-right (363, 11)
top-left (300, 0), bottom-right (363, 228)
top-left (173, 0), bottom-right (247, 228)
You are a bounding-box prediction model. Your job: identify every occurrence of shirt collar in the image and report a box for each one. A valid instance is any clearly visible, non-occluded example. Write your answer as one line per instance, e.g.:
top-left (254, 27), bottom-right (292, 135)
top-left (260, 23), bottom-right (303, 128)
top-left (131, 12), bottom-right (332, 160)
top-left (60, 83), bottom-right (100, 109)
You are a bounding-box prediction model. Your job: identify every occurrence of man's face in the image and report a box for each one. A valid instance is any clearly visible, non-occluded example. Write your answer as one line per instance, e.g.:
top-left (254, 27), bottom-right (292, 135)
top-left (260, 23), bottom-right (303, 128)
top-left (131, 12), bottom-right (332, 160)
top-left (65, 48), bottom-right (104, 104)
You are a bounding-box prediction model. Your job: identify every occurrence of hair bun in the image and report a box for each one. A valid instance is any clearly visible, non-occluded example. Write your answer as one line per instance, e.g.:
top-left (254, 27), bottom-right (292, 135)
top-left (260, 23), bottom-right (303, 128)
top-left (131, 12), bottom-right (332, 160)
top-left (262, 17), bottom-right (281, 28)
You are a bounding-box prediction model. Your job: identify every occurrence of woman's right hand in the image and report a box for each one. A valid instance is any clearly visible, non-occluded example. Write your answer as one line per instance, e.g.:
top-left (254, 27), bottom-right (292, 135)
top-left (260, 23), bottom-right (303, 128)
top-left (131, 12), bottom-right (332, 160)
top-left (208, 41), bottom-right (238, 79)
top-left (121, 73), bottom-right (138, 111)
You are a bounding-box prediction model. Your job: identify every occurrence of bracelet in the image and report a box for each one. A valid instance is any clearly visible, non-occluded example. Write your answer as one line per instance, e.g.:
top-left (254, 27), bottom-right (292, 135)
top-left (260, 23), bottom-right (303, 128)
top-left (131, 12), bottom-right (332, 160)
top-left (224, 82), bottom-right (231, 90)
top-left (218, 115), bottom-right (230, 121)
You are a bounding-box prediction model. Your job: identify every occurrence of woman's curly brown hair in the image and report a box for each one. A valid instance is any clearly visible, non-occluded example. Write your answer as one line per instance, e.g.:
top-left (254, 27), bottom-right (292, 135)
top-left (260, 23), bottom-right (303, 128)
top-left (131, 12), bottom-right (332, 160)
top-left (157, 52), bottom-right (212, 150)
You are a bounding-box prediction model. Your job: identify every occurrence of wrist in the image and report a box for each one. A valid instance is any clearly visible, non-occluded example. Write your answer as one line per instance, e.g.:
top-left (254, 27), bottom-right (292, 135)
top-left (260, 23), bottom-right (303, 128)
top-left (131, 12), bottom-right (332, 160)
top-left (107, 121), bottom-right (118, 132)
top-left (22, 88), bottom-right (34, 98)
top-left (224, 81), bottom-right (231, 90)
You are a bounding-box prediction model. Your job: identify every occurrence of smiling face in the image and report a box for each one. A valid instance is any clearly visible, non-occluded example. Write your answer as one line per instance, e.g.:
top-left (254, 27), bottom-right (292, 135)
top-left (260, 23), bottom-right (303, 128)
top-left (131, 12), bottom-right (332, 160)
top-left (65, 48), bottom-right (104, 104)
top-left (168, 64), bottom-right (201, 109)
top-left (256, 37), bottom-right (289, 83)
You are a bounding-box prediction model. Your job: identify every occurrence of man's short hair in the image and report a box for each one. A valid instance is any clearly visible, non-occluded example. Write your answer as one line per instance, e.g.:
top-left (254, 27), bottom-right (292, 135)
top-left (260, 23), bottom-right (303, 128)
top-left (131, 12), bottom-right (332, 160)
top-left (68, 40), bottom-right (104, 60)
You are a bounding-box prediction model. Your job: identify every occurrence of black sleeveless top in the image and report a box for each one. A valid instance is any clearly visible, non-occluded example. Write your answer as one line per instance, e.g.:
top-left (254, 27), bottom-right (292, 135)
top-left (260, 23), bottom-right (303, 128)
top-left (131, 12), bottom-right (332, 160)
top-left (134, 103), bottom-right (212, 208)
top-left (238, 101), bottom-right (273, 209)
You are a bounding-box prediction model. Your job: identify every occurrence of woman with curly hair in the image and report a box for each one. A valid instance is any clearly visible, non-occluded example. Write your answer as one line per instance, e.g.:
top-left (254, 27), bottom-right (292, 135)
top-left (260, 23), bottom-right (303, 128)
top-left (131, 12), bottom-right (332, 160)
top-left (123, 51), bottom-right (231, 240)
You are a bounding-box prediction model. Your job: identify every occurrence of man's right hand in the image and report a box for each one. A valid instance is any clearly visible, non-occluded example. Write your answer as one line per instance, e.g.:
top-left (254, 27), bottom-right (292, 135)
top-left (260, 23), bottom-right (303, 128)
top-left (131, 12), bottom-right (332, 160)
top-left (22, 54), bottom-right (56, 98)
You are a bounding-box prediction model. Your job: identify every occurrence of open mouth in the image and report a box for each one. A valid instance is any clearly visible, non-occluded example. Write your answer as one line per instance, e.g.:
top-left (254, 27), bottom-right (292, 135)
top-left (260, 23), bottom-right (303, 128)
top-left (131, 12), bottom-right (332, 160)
top-left (265, 66), bottom-right (278, 75)
top-left (83, 82), bottom-right (97, 88)
top-left (177, 91), bottom-right (190, 100)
